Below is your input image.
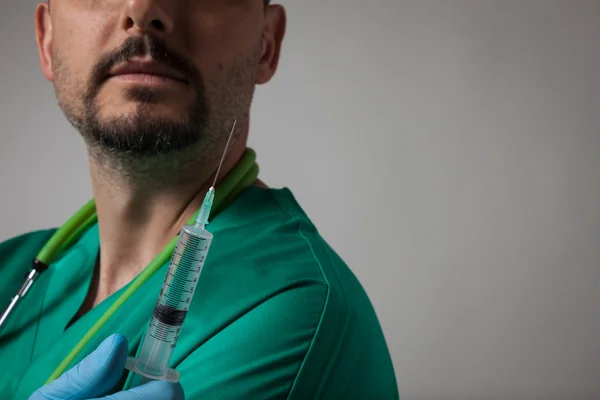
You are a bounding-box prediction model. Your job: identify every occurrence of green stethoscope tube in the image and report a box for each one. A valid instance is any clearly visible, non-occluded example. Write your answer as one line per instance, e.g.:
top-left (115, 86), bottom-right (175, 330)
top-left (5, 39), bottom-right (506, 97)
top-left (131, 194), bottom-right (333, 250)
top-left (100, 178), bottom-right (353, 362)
top-left (43, 149), bottom-right (258, 383)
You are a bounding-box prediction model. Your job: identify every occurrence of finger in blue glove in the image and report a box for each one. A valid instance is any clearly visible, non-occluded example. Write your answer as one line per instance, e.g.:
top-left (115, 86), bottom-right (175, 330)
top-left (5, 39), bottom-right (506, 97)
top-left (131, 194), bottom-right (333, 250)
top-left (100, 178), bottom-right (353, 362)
top-left (29, 333), bottom-right (184, 400)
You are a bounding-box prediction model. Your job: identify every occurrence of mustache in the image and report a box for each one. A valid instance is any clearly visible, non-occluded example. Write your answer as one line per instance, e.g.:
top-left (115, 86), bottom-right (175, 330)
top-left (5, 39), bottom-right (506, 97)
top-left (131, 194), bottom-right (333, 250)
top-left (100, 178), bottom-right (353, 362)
top-left (90, 35), bottom-right (200, 86)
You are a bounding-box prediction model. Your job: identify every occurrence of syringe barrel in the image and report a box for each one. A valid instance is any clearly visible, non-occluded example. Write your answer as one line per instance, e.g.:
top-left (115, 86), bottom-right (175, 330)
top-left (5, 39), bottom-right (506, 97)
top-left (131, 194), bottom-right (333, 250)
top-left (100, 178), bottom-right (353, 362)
top-left (132, 223), bottom-right (213, 380)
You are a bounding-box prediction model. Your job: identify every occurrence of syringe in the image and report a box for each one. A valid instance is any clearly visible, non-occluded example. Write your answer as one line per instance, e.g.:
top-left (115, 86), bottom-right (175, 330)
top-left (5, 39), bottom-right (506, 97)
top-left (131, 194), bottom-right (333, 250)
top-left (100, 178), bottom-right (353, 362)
top-left (124, 121), bottom-right (237, 386)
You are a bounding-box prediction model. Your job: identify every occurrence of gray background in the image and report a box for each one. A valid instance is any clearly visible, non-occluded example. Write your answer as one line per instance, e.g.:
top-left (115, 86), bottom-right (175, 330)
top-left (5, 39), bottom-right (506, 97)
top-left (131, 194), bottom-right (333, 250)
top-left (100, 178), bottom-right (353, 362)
top-left (1, 1), bottom-right (600, 399)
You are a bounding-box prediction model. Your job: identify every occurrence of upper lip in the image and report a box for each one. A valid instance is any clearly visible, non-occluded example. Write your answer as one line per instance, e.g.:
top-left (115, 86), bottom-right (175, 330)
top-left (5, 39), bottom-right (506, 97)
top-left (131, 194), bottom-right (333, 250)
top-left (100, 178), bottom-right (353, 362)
top-left (108, 60), bottom-right (188, 83)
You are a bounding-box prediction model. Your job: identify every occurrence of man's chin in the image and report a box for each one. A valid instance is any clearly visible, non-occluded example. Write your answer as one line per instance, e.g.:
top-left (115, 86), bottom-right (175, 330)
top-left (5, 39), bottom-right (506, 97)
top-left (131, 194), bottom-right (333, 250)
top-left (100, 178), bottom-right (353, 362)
top-left (81, 116), bottom-right (199, 156)
top-left (79, 89), bottom-right (207, 155)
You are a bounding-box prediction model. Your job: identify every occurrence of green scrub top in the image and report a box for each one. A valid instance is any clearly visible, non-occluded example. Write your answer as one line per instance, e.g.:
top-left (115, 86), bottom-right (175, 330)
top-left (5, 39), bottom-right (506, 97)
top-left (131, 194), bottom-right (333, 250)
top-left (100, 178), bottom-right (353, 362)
top-left (0, 186), bottom-right (398, 399)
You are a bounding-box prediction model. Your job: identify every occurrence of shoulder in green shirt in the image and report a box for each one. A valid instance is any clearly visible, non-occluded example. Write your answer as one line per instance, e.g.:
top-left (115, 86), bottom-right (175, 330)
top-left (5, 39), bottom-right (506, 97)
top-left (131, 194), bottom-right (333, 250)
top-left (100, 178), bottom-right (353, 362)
top-left (0, 187), bottom-right (398, 399)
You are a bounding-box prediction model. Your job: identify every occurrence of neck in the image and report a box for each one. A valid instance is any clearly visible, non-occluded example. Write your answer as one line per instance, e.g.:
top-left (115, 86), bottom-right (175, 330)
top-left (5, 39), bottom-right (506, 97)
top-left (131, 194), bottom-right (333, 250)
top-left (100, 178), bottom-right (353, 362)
top-left (87, 126), bottom-right (248, 304)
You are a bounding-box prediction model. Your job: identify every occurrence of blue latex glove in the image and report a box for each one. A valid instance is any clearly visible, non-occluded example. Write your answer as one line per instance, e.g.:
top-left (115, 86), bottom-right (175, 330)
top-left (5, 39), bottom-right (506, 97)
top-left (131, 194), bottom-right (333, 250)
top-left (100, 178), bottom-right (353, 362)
top-left (29, 334), bottom-right (184, 400)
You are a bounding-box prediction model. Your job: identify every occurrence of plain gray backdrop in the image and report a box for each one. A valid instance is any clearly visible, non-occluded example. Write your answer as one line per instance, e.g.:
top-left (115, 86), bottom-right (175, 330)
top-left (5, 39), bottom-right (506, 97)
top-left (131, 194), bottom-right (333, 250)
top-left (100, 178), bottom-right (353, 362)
top-left (1, 1), bottom-right (600, 399)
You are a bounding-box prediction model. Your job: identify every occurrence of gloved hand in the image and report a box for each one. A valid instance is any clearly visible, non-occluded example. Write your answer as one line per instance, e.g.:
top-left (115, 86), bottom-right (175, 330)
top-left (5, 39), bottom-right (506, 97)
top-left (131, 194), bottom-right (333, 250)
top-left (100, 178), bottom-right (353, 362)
top-left (29, 334), bottom-right (184, 400)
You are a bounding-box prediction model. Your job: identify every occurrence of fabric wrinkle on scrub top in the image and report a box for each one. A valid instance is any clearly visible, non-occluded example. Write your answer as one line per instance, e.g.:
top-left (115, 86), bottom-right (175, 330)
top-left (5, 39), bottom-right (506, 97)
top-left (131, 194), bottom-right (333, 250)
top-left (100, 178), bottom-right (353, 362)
top-left (0, 186), bottom-right (399, 399)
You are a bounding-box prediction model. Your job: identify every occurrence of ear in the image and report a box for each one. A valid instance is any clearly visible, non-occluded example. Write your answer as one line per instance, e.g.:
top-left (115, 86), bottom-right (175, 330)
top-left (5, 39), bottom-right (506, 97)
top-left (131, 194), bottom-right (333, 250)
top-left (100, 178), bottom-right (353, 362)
top-left (256, 5), bottom-right (286, 85)
top-left (35, 3), bottom-right (54, 81)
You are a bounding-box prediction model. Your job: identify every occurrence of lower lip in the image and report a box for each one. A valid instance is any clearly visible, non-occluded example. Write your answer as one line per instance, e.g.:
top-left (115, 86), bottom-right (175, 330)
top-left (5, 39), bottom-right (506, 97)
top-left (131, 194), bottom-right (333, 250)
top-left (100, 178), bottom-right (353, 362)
top-left (110, 73), bottom-right (184, 85)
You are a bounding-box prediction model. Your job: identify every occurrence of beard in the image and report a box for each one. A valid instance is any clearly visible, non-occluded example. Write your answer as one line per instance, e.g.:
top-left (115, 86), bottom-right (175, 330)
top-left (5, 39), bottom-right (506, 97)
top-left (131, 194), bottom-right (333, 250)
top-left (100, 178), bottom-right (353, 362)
top-left (76, 91), bottom-right (207, 157)
top-left (52, 35), bottom-right (259, 162)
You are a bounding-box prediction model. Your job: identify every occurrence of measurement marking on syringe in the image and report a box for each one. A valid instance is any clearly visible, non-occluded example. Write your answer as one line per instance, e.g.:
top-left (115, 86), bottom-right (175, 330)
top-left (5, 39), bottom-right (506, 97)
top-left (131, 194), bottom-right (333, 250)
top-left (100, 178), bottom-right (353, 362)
top-left (149, 333), bottom-right (169, 342)
top-left (176, 256), bottom-right (203, 262)
top-left (165, 278), bottom-right (187, 287)
top-left (168, 272), bottom-right (198, 279)
top-left (151, 327), bottom-right (170, 337)
top-left (168, 276), bottom-right (197, 285)
top-left (152, 322), bottom-right (169, 330)
top-left (165, 282), bottom-right (187, 292)
top-left (172, 264), bottom-right (200, 272)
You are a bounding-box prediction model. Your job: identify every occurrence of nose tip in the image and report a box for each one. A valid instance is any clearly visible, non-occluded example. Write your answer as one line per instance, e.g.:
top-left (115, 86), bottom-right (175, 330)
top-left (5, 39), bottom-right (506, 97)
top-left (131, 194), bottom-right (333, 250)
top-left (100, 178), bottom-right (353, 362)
top-left (124, 0), bottom-right (174, 35)
top-left (125, 17), bottom-right (167, 33)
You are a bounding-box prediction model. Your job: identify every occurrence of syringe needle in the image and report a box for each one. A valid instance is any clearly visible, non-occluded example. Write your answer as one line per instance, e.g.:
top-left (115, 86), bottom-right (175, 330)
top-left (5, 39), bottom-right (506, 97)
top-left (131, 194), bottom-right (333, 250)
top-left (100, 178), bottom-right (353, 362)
top-left (195, 119), bottom-right (238, 227)
top-left (212, 119), bottom-right (237, 189)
